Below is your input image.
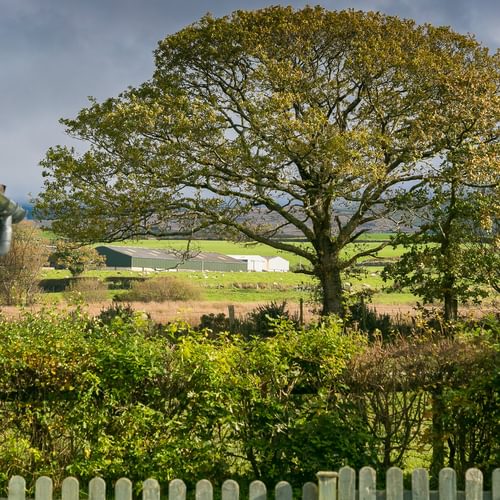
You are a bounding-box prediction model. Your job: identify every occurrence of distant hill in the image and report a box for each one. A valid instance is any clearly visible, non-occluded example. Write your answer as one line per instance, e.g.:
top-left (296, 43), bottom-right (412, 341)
top-left (21, 203), bottom-right (34, 220)
top-left (27, 201), bottom-right (409, 236)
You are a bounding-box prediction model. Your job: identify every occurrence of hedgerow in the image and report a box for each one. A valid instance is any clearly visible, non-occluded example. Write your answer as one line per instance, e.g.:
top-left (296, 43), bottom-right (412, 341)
top-left (0, 308), bottom-right (497, 491)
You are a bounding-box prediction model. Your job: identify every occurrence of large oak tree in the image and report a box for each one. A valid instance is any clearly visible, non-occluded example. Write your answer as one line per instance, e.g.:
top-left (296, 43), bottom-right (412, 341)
top-left (36, 7), bottom-right (499, 316)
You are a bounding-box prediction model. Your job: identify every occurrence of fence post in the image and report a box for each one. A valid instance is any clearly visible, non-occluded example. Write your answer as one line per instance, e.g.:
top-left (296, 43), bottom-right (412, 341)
top-left (89, 478), bottom-right (106, 500)
top-left (143, 479), bottom-right (160, 500)
top-left (9, 476), bottom-right (25, 500)
top-left (228, 305), bottom-right (235, 327)
top-left (492, 469), bottom-right (500, 500)
top-left (299, 298), bottom-right (304, 326)
top-left (338, 466), bottom-right (355, 500)
top-left (196, 480), bottom-right (213, 500)
top-left (62, 478), bottom-right (79, 500)
top-left (249, 481), bottom-right (267, 500)
top-left (169, 479), bottom-right (187, 500)
top-left (360, 295), bottom-right (366, 331)
top-left (465, 469), bottom-right (482, 500)
top-left (303, 482), bottom-right (318, 500)
top-left (35, 477), bottom-right (53, 500)
top-left (359, 467), bottom-right (376, 500)
top-left (387, 467), bottom-right (404, 500)
top-left (222, 480), bottom-right (239, 500)
top-left (317, 471), bottom-right (338, 500)
top-left (412, 469), bottom-right (429, 500)
top-left (276, 481), bottom-right (293, 500)
top-left (115, 478), bottom-right (132, 500)
top-left (439, 468), bottom-right (456, 500)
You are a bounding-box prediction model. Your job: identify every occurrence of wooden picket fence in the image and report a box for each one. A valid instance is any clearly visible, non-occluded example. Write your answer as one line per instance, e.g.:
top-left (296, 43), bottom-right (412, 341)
top-left (6, 467), bottom-right (500, 500)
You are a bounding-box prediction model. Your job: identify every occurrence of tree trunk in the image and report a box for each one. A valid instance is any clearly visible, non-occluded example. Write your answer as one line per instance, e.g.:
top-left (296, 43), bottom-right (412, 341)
top-left (443, 292), bottom-right (458, 322)
top-left (318, 263), bottom-right (344, 317)
top-left (441, 180), bottom-right (458, 324)
top-left (430, 388), bottom-right (446, 488)
top-left (442, 263), bottom-right (458, 326)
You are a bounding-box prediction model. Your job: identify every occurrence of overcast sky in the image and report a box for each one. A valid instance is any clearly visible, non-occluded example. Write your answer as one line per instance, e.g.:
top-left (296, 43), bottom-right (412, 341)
top-left (1, 0), bottom-right (498, 201)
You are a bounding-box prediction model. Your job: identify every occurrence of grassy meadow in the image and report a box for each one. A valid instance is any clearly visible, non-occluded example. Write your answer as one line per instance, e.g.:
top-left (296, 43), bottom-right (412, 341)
top-left (38, 231), bottom-right (500, 314)
top-left (40, 232), bottom-right (416, 308)
top-left (94, 236), bottom-right (405, 266)
top-left (10, 232), bottom-right (492, 324)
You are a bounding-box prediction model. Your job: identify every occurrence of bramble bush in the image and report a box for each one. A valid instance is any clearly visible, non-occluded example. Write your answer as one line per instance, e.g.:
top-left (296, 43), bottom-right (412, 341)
top-left (242, 300), bottom-right (299, 337)
top-left (198, 301), bottom-right (299, 338)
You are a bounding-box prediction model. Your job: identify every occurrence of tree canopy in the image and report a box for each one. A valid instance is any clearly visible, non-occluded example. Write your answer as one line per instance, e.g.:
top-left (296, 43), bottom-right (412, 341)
top-left (384, 154), bottom-right (499, 321)
top-left (36, 6), bottom-right (500, 315)
top-left (50, 241), bottom-right (106, 276)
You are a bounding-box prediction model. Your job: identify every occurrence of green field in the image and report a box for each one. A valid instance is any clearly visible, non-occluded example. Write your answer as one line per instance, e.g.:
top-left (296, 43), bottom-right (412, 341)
top-left (40, 264), bottom-right (417, 305)
top-left (37, 234), bottom-right (418, 305)
top-left (98, 237), bottom-right (405, 268)
top-left (43, 234), bottom-right (490, 308)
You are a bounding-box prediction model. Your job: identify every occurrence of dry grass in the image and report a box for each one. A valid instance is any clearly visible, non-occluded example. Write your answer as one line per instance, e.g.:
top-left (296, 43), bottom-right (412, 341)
top-left (0, 299), bottom-right (318, 326)
top-left (1, 299), bottom-right (495, 326)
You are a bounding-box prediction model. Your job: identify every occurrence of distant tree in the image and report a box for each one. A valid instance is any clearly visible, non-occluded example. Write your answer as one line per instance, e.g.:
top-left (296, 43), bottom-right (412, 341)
top-left (384, 142), bottom-right (499, 322)
top-left (35, 7), bottom-right (500, 316)
top-left (0, 221), bottom-right (48, 305)
top-left (51, 241), bottom-right (105, 276)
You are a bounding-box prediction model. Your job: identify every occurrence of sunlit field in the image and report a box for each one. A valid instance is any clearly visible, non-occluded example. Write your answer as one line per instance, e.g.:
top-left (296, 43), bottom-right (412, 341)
top-left (35, 235), bottom-right (498, 319)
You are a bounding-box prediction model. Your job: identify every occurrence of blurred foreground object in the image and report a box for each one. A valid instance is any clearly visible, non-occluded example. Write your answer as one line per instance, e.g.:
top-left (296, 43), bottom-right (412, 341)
top-left (0, 185), bottom-right (27, 256)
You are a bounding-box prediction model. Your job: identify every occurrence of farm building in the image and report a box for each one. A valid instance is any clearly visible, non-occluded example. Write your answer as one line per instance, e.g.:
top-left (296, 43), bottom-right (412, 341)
top-left (96, 246), bottom-right (247, 272)
top-left (228, 255), bottom-right (267, 272)
top-left (264, 256), bottom-right (289, 272)
top-left (228, 255), bottom-right (289, 272)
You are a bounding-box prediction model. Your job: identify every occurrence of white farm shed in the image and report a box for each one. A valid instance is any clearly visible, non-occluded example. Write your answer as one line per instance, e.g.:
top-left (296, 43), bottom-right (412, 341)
top-left (264, 256), bottom-right (289, 272)
top-left (228, 255), bottom-right (267, 272)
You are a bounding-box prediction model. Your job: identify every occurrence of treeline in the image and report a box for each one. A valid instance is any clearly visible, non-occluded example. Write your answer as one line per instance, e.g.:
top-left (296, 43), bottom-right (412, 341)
top-left (0, 307), bottom-right (497, 492)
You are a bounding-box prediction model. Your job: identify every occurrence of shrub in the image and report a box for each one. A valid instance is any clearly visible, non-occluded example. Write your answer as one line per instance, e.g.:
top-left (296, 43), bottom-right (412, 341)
top-left (63, 277), bottom-right (108, 303)
top-left (170, 316), bottom-right (370, 485)
top-left (198, 301), bottom-right (299, 337)
top-left (198, 312), bottom-right (232, 333)
top-left (0, 222), bottom-right (48, 305)
top-left (97, 302), bottom-right (138, 325)
top-left (242, 300), bottom-right (299, 338)
top-left (0, 308), bottom-right (175, 489)
top-left (344, 322), bottom-right (500, 487)
top-left (0, 309), bottom-right (369, 489)
top-left (39, 277), bottom-right (71, 292)
top-left (116, 276), bottom-right (201, 302)
top-left (348, 301), bottom-right (393, 337)
top-left (104, 276), bottom-right (147, 290)
top-left (50, 241), bottom-right (105, 276)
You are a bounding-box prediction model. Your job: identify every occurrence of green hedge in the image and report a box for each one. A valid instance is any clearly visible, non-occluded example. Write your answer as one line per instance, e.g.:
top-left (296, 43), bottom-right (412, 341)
top-left (0, 308), bottom-right (497, 491)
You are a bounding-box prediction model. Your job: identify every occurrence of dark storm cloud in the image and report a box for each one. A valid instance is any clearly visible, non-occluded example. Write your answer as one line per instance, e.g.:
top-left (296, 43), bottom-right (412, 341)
top-left (339, 0), bottom-right (500, 46)
top-left (0, 0), bottom-right (498, 200)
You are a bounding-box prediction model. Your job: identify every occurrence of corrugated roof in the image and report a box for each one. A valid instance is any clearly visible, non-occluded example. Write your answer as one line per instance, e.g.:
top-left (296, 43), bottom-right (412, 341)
top-left (99, 246), bottom-right (242, 263)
